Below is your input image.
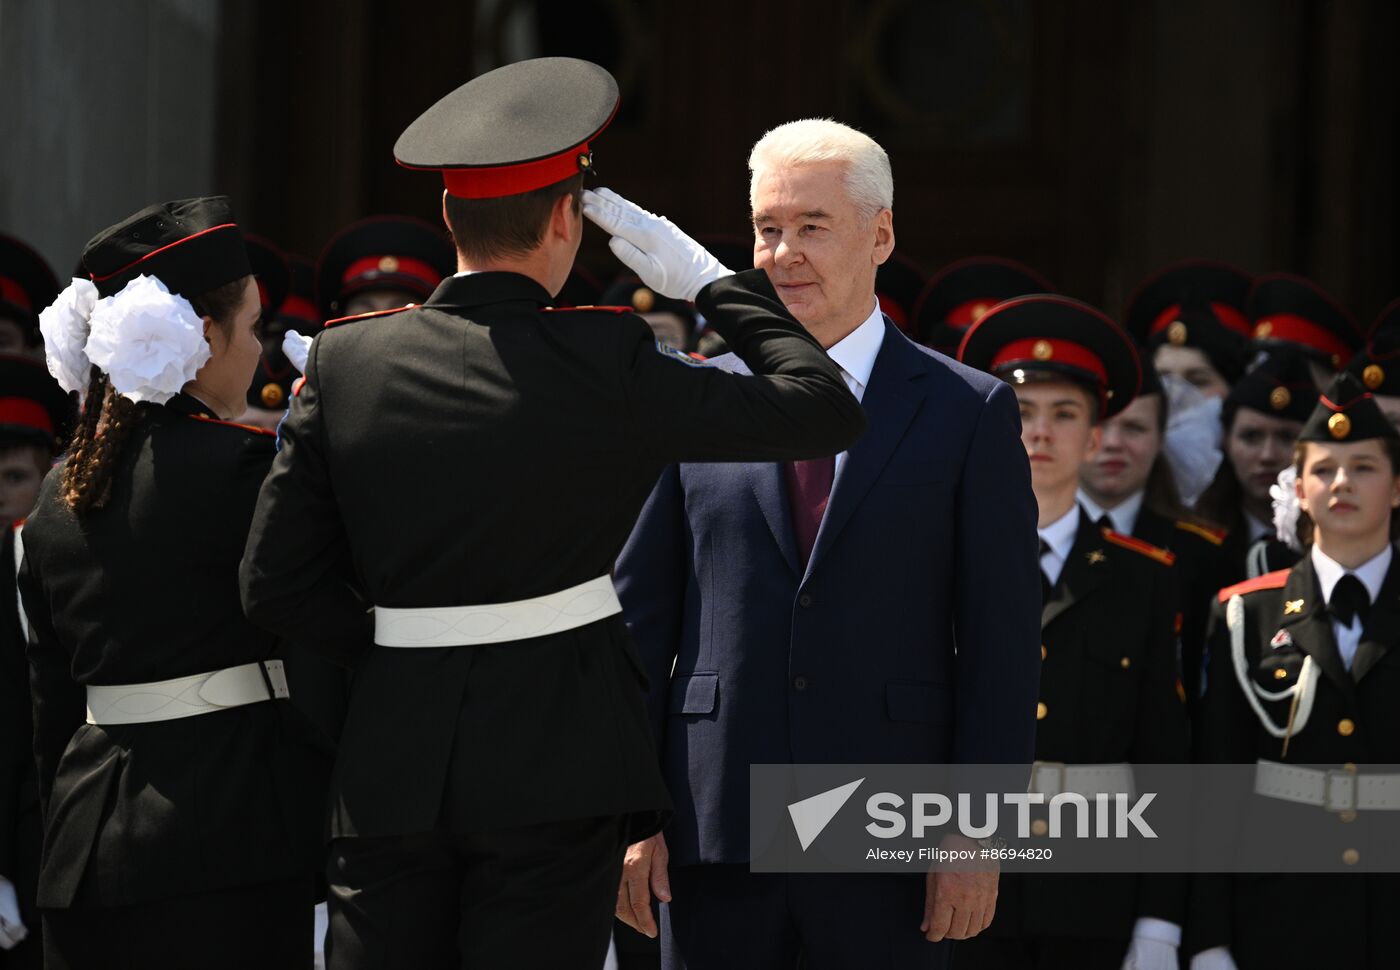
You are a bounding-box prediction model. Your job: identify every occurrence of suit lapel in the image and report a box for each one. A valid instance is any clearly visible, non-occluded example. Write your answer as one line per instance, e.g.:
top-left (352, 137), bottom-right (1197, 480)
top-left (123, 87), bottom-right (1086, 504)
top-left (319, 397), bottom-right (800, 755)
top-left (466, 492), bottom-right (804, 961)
top-left (1042, 510), bottom-right (1114, 629)
top-left (1278, 557), bottom-right (1359, 704)
top-left (1353, 557), bottom-right (1400, 682)
top-left (804, 322), bottom-right (925, 580)
top-left (742, 462), bottom-right (801, 577)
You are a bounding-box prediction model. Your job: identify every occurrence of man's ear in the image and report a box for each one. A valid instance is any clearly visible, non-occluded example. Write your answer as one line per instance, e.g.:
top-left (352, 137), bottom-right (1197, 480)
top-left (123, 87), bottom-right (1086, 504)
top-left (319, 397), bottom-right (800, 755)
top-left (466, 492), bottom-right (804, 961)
top-left (1084, 423), bottom-right (1104, 462)
top-left (551, 192), bottom-right (580, 244)
top-left (872, 208), bottom-right (895, 266)
top-left (441, 189), bottom-right (452, 236)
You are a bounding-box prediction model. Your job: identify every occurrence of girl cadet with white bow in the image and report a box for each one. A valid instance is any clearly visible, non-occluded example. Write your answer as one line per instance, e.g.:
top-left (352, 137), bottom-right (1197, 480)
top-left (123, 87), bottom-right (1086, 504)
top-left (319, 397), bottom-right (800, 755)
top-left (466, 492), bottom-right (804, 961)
top-left (17, 198), bottom-right (332, 970)
top-left (1189, 370), bottom-right (1400, 970)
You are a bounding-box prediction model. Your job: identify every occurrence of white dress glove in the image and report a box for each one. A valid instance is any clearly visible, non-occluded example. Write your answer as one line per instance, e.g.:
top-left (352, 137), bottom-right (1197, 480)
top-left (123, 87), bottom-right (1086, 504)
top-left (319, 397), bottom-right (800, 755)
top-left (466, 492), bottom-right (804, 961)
top-left (581, 188), bottom-right (734, 301)
top-left (283, 329), bottom-right (313, 375)
top-left (0, 877), bottom-right (28, 950)
top-left (1122, 918), bottom-right (1180, 970)
top-left (1189, 946), bottom-right (1239, 970)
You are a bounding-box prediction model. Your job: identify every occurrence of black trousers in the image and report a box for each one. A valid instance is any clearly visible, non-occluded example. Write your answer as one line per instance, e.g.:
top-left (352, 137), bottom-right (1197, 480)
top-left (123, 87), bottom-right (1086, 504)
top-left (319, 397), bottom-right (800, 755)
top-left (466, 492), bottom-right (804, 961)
top-left (41, 876), bottom-right (312, 970)
top-left (661, 865), bottom-right (950, 970)
top-left (327, 815), bottom-right (626, 970)
top-left (953, 935), bottom-right (1128, 970)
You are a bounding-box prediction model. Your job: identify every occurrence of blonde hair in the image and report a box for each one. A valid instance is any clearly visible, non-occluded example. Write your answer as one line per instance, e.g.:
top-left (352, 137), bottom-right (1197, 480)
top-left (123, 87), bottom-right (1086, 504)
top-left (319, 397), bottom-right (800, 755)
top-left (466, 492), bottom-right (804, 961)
top-left (748, 118), bottom-right (893, 219)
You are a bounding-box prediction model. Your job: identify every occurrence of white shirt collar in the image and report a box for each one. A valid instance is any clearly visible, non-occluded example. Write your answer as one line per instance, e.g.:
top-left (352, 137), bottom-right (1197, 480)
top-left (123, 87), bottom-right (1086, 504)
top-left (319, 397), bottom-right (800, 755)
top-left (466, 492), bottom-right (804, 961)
top-left (1039, 502), bottom-right (1083, 563)
top-left (1311, 544), bottom-right (1393, 606)
top-left (1076, 489), bottom-right (1144, 535)
top-left (1244, 511), bottom-right (1272, 543)
top-left (824, 300), bottom-right (886, 397)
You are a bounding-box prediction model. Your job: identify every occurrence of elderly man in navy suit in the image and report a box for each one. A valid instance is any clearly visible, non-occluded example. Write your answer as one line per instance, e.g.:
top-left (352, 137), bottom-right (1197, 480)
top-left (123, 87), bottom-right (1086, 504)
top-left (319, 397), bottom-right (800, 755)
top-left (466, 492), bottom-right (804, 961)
top-left (609, 119), bottom-right (1043, 969)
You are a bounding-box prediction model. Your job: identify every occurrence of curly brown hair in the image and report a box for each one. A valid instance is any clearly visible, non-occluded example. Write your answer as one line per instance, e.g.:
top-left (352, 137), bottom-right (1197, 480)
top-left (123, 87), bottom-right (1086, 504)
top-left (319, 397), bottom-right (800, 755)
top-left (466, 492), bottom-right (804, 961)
top-left (60, 276), bottom-right (250, 516)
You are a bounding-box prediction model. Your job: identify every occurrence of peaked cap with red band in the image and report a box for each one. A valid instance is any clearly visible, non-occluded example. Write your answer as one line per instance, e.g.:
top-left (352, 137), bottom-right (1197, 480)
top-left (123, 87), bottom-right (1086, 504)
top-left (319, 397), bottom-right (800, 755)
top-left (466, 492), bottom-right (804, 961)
top-left (1123, 259), bottom-right (1253, 384)
top-left (1344, 297), bottom-right (1400, 397)
top-left (316, 216), bottom-right (455, 318)
top-left (956, 294), bottom-right (1141, 418)
top-left (874, 254), bottom-right (927, 336)
top-left (1247, 272), bottom-right (1361, 369)
top-left (0, 233), bottom-right (61, 342)
top-left (914, 256), bottom-right (1054, 353)
top-left (1299, 370), bottom-right (1399, 444)
top-left (394, 57), bottom-right (618, 200)
top-left (82, 196), bottom-right (250, 299)
top-left (276, 256), bottom-right (320, 329)
top-left (243, 234), bottom-right (290, 316)
top-left (1224, 347), bottom-right (1318, 423)
top-left (0, 352), bottom-right (73, 448)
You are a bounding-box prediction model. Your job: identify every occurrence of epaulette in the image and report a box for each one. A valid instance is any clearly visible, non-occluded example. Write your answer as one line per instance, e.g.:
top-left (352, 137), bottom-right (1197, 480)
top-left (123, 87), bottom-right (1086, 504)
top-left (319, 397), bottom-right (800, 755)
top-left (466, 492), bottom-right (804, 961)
top-left (1217, 569), bottom-right (1290, 603)
top-left (323, 305), bottom-right (415, 328)
top-left (186, 414), bottom-right (276, 438)
top-left (1101, 529), bottom-right (1176, 566)
top-left (1173, 519), bottom-right (1226, 546)
top-left (542, 304), bottom-right (632, 314)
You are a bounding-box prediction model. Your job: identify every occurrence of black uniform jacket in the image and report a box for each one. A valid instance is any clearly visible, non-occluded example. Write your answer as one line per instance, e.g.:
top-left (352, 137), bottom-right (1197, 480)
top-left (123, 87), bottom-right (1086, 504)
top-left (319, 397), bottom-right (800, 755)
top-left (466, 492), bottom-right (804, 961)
top-left (1, 525), bottom-right (40, 917)
top-left (239, 269), bottom-right (866, 842)
top-left (1134, 508), bottom-right (1231, 705)
top-left (978, 510), bottom-right (1189, 944)
top-left (1190, 554), bottom-right (1400, 968)
top-left (18, 395), bottom-right (332, 909)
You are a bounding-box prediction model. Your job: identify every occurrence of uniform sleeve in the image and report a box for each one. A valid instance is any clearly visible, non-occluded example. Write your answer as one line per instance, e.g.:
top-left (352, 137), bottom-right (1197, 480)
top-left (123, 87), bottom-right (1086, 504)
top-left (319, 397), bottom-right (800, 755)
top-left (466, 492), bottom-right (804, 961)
top-left (614, 463), bottom-right (689, 748)
top-left (17, 540), bottom-right (85, 819)
top-left (1131, 558), bottom-right (1191, 928)
top-left (240, 336), bottom-right (373, 668)
top-left (949, 381), bottom-right (1041, 767)
top-left (621, 269), bottom-right (866, 463)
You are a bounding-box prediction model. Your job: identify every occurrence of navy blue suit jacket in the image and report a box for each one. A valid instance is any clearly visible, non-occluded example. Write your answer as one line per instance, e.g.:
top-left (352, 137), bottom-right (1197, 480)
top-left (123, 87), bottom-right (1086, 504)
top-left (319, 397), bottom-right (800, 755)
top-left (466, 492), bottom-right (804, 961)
top-left (615, 319), bottom-right (1042, 866)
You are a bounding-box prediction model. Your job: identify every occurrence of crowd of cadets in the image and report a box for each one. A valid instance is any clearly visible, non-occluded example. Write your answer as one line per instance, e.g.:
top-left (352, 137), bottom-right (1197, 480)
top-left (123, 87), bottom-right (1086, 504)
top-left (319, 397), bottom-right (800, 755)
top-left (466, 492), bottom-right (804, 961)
top-left (2, 221), bottom-right (1398, 966)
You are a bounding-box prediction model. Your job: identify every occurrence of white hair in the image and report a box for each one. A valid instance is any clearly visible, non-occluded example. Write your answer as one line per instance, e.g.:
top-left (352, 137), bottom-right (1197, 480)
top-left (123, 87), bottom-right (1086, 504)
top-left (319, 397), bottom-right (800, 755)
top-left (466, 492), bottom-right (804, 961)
top-left (748, 118), bottom-right (893, 218)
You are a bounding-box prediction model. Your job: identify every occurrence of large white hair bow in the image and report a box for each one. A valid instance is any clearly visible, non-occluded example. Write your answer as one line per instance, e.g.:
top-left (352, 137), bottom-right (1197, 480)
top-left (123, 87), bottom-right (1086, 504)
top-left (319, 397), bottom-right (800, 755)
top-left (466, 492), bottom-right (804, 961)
top-left (84, 275), bottom-right (211, 405)
top-left (38, 277), bottom-right (100, 396)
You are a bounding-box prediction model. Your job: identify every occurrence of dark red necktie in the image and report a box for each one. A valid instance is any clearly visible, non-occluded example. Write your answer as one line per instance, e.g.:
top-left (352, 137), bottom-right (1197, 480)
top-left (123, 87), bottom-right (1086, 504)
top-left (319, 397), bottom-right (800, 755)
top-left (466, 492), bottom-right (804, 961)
top-left (784, 455), bottom-right (835, 568)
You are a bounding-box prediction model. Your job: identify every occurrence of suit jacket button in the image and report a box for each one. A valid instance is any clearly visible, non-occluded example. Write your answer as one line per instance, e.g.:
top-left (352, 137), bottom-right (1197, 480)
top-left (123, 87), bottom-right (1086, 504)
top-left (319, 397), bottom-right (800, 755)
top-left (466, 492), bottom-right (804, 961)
top-left (799, 594), bottom-right (813, 607)
top-left (1337, 718), bottom-right (1356, 737)
top-left (794, 676), bottom-right (808, 690)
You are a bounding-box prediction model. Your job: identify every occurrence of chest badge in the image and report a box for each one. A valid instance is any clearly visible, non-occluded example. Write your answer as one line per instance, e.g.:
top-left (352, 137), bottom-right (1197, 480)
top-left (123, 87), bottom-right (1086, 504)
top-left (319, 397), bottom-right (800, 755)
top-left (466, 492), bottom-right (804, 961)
top-left (1284, 599), bottom-right (1305, 615)
top-left (1086, 549), bottom-right (1107, 565)
top-left (1270, 629), bottom-right (1294, 649)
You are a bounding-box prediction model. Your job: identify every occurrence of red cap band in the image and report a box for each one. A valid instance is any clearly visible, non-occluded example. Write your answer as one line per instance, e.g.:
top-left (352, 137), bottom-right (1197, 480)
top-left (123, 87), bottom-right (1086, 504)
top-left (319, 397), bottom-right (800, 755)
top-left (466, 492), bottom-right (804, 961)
top-left (342, 255), bottom-right (441, 293)
top-left (0, 397), bottom-right (53, 435)
top-left (439, 145), bottom-right (593, 200)
top-left (1254, 313), bottom-right (1355, 361)
top-left (946, 298), bottom-right (999, 330)
top-left (990, 338), bottom-right (1108, 386)
top-left (278, 293), bottom-right (319, 324)
top-left (1150, 302), bottom-right (1251, 338)
top-left (0, 277), bottom-right (31, 312)
top-left (877, 293), bottom-right (908, 331)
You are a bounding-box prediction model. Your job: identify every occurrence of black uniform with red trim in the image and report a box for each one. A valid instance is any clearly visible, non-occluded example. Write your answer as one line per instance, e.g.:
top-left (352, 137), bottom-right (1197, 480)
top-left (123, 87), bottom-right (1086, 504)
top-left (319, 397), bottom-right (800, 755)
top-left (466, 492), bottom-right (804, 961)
top-left (16, 199), bottom-right (332, 969)
top-left (956, 295), bottom-right (1189, 969)
top-left (1189, 373), bottom-right (1400, 968)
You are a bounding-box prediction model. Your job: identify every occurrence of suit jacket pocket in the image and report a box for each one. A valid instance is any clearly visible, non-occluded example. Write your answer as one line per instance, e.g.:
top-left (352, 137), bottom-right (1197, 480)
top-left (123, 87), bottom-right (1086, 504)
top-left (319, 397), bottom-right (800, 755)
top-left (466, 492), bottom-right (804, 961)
top-left (886, 680), bottom-right (953, 724)
top-left (668, 672), bottom-right (718, 715)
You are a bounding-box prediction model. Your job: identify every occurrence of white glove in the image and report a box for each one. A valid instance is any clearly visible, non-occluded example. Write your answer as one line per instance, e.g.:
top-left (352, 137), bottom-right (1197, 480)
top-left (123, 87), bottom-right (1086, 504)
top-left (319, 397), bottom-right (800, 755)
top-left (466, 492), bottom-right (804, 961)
top-left (0, 877), bottom-right (28, 950)
top-left (1190, 946), bottom-right (1239, 970)
top-left (581, 188), bottom-right (733, 301)
top-left (1122, 918), bottom-right (1180, 970)
top-left (282, 329), bottom-right (313, 375)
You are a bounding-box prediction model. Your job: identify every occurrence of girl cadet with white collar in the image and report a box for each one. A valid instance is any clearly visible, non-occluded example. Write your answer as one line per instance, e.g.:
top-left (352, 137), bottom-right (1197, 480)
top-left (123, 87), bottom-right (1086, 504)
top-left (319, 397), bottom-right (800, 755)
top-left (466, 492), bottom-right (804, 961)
top-left (18, 198), bottom-right (332, 970)
top-left (1190, 371), bottom-right (1400, 970)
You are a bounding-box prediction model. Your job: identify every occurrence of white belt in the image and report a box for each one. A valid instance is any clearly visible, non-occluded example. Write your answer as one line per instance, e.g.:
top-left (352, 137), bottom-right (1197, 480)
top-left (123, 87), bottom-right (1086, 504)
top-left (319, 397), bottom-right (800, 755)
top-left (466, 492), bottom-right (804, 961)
top-left (1029, 761), bottom-right (1137, 799)
top-left (1254, 759), bottom-right (1400, 812)
top-left (85, 660), bottom-right (290, 725)
top-left (374, 575), bottom-right (622, 648)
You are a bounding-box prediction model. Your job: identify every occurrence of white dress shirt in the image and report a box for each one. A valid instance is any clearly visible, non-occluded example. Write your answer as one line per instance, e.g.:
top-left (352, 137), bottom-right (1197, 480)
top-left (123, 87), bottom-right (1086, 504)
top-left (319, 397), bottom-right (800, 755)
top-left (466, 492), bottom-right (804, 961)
top-left (824, 300), bottom-right (887, 481)
top-left (1244, 511), bottom-right (1272, 543)
top-left (1038, 502), bottom-right (1082, 589)
top-left (1311, 544), bottom-right (1392, 670)
top-left (1076, 488), bottom-right (1144, 536)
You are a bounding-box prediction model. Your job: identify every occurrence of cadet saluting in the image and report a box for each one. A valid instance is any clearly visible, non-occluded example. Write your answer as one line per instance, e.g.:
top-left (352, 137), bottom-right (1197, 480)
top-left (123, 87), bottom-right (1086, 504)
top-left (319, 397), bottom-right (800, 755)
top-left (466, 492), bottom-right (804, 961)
top-left (18, 198), bottom-right (332, 969)
top-left (238, 58), bottom-right (865, 969)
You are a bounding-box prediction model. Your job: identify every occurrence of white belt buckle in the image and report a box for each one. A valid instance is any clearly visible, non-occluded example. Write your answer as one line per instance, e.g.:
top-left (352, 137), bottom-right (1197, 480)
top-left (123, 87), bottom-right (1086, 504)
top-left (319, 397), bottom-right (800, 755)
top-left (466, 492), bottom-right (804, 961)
top-left (1325, 769), bottom-right (1358, 813)
top-left (1032, 761), bottom-right (1066, 797)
